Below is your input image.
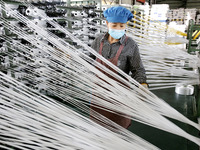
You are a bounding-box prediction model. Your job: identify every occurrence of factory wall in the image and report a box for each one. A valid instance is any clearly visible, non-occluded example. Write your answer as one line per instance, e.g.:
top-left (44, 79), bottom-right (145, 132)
top-left (156, 0), bottom-right (200, 9)
top-left (186, 0), bottom-right (200, 9)
top-left (121, 0), bottom-right (133, 5)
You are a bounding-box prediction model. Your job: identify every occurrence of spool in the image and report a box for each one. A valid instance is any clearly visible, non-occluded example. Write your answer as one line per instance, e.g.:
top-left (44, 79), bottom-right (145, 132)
top-left (25, 7), bottom-right (34, 16)
top-left (88, 10), bottom-right (94, 14)
top-left (9, 21), bottom-right (19, 27)
top-left (96, 20), bottom-right (100, 25)
top-left (82, 35), bottom-right (89, 41)
top-left (0, 27), bottom-right (5, 35)
top-left (32, 8), bottom-right (47, 18)
top-left (81, 11), bottom-right (88, 17)
top-left (96, 12), bottom-right (100, 18)
top-left (175, 84), bottom-right (194, 95)
top-left (5, 4), bottom-right (18, 10)
top-left (33, 19), bottom-right (46, 27)
top-left (81, 27), bottom-right (89, 34)
top-left (194, 68), bottom-right (199, 74)
top-left (75, 21), bottom-right (82, 26)
top-left (96, 6), bottom-right (100, 10)
top-left (102, 20), bottom-right (106, 25)
top-left (71, 11), bottom-right (81, 17)
top-left (102, 7), bottom-right (107, 11)
top-left (5, 11), bottom-right (13, 18)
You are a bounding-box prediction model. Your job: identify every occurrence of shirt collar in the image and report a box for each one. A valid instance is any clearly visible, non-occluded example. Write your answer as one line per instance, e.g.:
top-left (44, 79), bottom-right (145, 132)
top-left (101, 32), bottom-right (126, 45)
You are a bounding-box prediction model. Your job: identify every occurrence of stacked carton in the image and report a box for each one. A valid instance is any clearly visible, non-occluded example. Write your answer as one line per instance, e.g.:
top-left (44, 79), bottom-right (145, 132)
top-left (166, 8), bottom-right (197, 25)
top-left (150, 4), bottom-right (169, 22)
top-left (166, 10), bottom-right (173, 20)
top-left (196, 14), bottom-right (200, 24)
top-left (148, 5), bottom-right (169, 40)
top-left (173, 8), bottom-right (184, 19)
top-left (167, 9), bottom-right (184, 25)
top-left (184, 8), bottom-right (197, 23)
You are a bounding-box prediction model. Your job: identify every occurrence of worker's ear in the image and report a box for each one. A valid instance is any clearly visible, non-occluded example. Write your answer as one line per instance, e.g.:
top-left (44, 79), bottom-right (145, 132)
top-left (106, 21), bottom-right (109, 28)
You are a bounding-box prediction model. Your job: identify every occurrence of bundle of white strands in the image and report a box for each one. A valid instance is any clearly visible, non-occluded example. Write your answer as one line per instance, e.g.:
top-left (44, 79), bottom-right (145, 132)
top-left (96, 16), bottom-right (199, 90)
top-left (0, 1), bottom-right (200, 149)
top-left (0, 72), bottom-right (161, 150)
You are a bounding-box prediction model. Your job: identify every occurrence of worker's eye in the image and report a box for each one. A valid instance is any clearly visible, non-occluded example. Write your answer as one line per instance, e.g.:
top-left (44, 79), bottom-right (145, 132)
top-left (120, 26), bottom-right (124, 27)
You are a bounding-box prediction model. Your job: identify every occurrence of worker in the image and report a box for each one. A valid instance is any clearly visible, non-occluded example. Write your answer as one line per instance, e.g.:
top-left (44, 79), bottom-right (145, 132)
top-left (90, 6), bottom-right (148, 129)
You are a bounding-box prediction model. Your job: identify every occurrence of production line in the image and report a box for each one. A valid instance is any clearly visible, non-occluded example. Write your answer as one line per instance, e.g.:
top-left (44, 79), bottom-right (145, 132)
top-left (0, 0), bottom-right (200, 149)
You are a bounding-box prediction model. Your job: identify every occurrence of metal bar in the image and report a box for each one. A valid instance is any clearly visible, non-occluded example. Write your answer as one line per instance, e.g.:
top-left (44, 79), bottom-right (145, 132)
top-left (193, 31), bottom-right (200, 40)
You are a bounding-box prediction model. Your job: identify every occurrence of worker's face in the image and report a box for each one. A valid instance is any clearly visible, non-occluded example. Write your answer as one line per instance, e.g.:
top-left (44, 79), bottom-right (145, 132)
top-left (106, 21), bottom-right (126, 30)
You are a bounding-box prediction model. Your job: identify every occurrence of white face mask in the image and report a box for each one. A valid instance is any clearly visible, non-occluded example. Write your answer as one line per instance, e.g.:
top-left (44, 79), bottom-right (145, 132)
top-left (108, 28), bottom-right (125, 39)
top-left (107, 23), bottom-right (126, 39)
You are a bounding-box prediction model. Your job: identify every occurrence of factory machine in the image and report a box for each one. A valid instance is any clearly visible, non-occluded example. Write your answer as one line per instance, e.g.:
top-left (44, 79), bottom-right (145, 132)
top-left (0, 0), bottom-right (200, 149)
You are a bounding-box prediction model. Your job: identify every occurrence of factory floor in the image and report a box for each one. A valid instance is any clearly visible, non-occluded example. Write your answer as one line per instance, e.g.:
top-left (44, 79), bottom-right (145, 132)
top-left (128, 87), bottom-right (199, 150)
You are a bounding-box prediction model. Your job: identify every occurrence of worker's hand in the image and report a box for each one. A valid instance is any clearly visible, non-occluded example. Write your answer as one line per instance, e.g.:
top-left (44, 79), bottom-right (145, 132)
top-left (141, 83), bottom-right (148, 89)
top-left (138, 83), bottom-right (149, 100)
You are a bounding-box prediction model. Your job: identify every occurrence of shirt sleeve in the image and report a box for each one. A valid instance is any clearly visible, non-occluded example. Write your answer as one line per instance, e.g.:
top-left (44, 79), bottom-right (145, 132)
top-left (91, 37), bottom-right (97, 51)
top-left (128, 43), bottom-right (147, 84)
top-left (89, 37), bottom-right (99, 59)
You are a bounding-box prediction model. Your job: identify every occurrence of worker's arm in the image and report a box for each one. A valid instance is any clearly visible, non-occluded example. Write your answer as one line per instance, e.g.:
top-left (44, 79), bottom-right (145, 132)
top-left (89, 34), bottom-right (103, 59)
top-left (128, 42), bottom-right (147, 86)
top-left (89, 38), bottom-right (98, 60)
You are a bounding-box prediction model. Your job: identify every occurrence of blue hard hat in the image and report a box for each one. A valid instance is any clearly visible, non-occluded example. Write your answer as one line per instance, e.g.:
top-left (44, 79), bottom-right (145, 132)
top-left (103, 6), bottom-right (133, 23)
